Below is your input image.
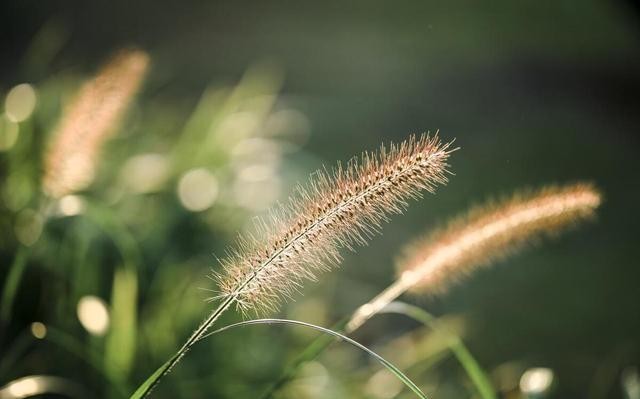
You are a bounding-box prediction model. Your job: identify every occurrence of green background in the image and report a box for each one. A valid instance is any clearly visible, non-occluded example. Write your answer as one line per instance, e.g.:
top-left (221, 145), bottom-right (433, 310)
top-left (1, 1), bottom-right (639, 398)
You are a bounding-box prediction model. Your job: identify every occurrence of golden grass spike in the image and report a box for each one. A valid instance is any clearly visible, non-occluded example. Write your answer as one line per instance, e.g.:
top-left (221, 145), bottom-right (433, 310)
top-left (400, 183), bottom-right (601, 292)
top-left (347, 183), bottom-right (601, 332)
top-left (215, 134), bottom-right (454, 314)
top-left (42, 48), bottom-right (150, 198)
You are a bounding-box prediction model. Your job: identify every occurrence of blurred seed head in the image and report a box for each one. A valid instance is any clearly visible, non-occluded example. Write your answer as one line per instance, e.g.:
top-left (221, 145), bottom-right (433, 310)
top-left (349, 183), bottom-right (601, 332)
top-left (398, 183), bottom-right (602, 294)
top-left (42, 48), bottom-right (149, 198)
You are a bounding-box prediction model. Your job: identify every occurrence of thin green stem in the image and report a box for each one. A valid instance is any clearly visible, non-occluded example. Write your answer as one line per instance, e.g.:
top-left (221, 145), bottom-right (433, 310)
top-left (204, 318), bottom-right (429, 399)
top-left (134, 295), bottom-right (234, 398)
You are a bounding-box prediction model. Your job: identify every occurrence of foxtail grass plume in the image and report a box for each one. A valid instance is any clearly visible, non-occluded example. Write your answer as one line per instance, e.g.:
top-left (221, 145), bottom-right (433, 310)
top-left (347, 183), bottom-right (601, 332)
top-left (42, 49), bottom-right (149, 198)
top-left (137, 134), bottom-right (454, 398)
top-left (215, 134), bottom-right (454, 315)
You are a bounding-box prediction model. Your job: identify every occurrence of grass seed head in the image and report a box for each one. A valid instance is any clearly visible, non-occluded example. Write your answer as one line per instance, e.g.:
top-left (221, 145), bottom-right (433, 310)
top-left (215, 133), bottom-right (455, 314)
top-left (43, 48), bottom-right (149, 198)
top-left (397, 183), bottom-right (602, 294)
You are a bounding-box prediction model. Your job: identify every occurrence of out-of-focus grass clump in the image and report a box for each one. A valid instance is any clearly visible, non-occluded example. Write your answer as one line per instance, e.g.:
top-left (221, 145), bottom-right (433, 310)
top-left (0, 46), bottom-right (317, 398)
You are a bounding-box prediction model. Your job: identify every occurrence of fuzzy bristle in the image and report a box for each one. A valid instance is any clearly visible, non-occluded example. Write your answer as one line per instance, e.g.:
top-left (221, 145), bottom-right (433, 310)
top-left (215, 134), bottom-right (454, 314)
top-left (42, 48), bottom-right (149, 198)
top-left (398, 183), bottom-right (601, 293)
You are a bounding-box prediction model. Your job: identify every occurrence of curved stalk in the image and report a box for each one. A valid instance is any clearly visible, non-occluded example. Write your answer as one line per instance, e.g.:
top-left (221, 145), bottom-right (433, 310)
top-left (204, 318), bottom-right (429, 399)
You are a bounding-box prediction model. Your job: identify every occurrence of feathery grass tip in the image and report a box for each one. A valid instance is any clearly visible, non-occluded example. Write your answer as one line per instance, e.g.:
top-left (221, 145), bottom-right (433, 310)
top-left (347, 183), bottom-right (601, 332)
top-left (398, 182), bottom-right (601, 293)
top-left (215, 133), bottom-right (454, 315)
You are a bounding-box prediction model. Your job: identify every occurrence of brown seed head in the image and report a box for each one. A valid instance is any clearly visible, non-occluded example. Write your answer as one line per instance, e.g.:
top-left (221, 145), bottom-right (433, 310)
top-left (215, 134), bottom-right (455, 314)
top-left (397, 183), bottom-right (602, 294)
top-left (42, 48), bottom-right (150, 198)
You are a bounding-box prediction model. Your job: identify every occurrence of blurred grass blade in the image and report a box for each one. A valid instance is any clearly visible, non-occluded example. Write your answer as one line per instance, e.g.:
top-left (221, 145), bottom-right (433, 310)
top-left (204, 318), bottom-right (428, 399)
top-left (380, 302), bottom-right (496, 399)
top-left (105, 266), bottom-right (138, 381)
top-left (84, 201), bottom-right (141, 384)
top-left (129, 358), bottom-right (173, 399)
top-left (0, 246), bottom-right (29, 323)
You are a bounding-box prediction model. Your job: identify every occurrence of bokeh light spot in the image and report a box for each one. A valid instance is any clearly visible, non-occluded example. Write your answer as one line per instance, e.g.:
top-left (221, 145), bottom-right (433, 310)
top-left (30, 322), bottom-right (47, 339)
top-left (177, 168), bottom-right (219, 212)
top-left (77, 296), bottom-right (110, 336)
top-left (58, 195), bottom-right (85, 217)
top-left (121, 153), bottom-right (169, 193)
top-left (5, 83), bottom-right (37, 123)
top-left (520, 367), bottom-right (554, 395)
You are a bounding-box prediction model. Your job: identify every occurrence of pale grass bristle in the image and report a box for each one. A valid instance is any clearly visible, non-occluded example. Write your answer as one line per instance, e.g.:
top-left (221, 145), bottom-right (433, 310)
top-left (346, 183), bottom-right (601, 332)
top-left (398, 183), bottom-right (601, 293)
top-left (215, 134), bottom-right (454, 314)
top-left (42, 49), bottom-right (150, 198)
